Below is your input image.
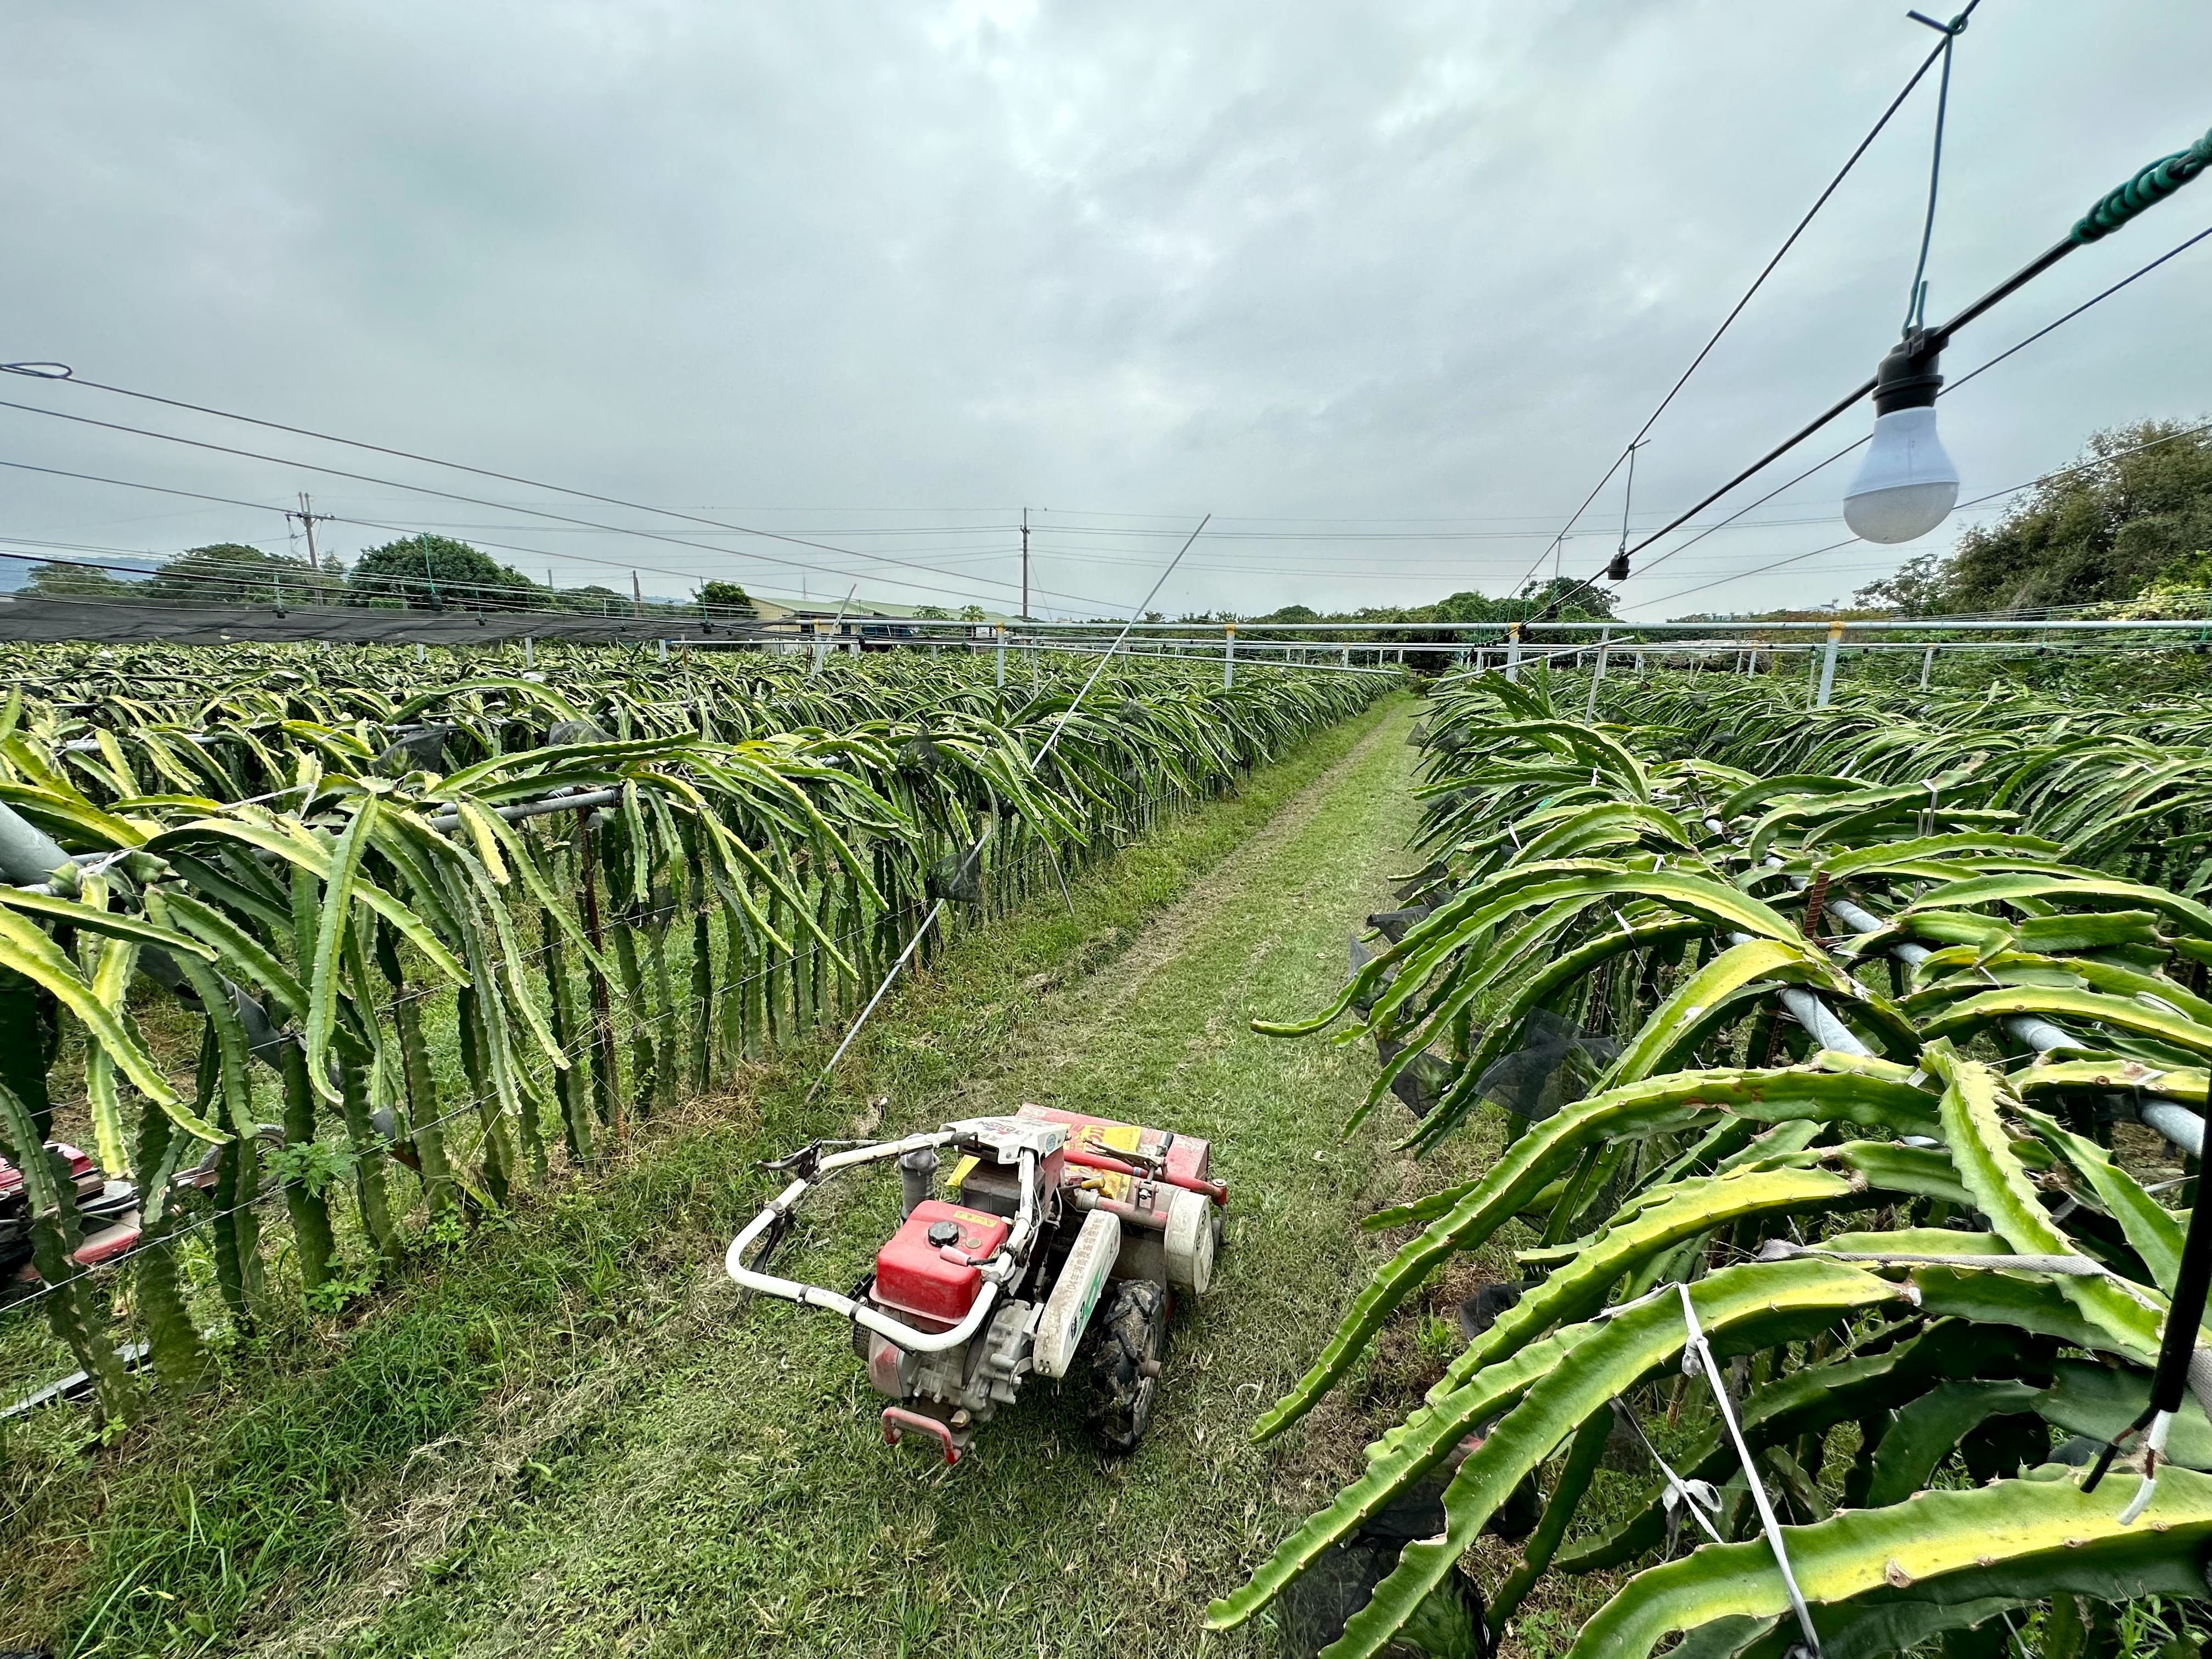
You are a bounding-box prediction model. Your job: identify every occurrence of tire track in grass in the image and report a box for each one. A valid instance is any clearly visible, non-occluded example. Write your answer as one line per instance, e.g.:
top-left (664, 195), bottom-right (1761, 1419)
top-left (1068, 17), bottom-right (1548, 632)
top-left (242, 701), bottom-right (1431, 1659)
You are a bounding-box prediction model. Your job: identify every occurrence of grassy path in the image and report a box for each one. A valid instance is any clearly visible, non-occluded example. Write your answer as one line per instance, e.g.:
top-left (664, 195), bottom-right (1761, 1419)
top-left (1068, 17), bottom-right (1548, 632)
top-left (8, 696), bottom-right (1436, 1659)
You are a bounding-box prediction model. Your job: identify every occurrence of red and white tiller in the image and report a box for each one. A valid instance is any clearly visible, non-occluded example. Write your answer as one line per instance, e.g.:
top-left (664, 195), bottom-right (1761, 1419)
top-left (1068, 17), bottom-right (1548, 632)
top-left (726, 1103), bottom-right (1226, 1465)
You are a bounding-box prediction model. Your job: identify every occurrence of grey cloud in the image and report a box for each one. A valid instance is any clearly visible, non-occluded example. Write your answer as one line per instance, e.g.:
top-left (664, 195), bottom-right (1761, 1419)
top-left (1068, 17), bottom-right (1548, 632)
top-left (4, 0), bottom-right (2208, 618)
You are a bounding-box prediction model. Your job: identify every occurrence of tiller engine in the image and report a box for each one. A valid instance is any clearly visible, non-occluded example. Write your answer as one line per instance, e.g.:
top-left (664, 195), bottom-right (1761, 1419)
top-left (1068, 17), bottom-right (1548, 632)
top-left (726, 1103), bottom-right (1224, 1464)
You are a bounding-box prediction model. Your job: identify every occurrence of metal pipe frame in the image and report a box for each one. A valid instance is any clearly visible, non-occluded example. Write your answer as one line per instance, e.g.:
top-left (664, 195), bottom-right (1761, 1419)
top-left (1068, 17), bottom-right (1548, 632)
top-left (721, 1129), bottom-right (1020, 1354)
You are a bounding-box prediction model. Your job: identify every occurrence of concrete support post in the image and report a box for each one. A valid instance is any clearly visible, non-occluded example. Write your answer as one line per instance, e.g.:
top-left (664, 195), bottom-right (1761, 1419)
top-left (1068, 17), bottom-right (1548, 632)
top-left (1223, 623), bottom-right (1236, 688)
top-left (1920, 644), bottom-right (1935, 691)
top-left (1505, 623), bottom-right (1522, 683)
top-left (1585, 627), bottom-right (1610, 721)
top-left (1816, 622), bottom-right (1844, 708)
top-left (995, 625), bottom-right (1006, 688)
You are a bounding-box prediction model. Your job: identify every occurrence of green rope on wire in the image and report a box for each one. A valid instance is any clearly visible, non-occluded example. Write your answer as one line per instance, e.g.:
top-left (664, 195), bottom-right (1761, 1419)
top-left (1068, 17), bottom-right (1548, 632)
top-left (2072, 125), bottom-right (2212, 244)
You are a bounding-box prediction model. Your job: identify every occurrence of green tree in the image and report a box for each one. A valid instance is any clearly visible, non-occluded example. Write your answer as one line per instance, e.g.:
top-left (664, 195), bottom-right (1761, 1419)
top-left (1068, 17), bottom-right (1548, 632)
top-left (958, 604), bottom-right (988, 622)
top-left (1937, 418), bottom-right (2212, 612)
top-left (698, 580), bottom-right (756, 618)
top-left (24, 561), bottom-right (136, 598)
top-left (349, 535), bottom-right (539, 610)
top-left (1515, 576), bottom-right (1618, 623)
top-left (556, 584), bottom-right (629, 614)
top-left (1850, 551), bottom-right (1948, 616)
top-left (140, 543), bottom-right (336, 606)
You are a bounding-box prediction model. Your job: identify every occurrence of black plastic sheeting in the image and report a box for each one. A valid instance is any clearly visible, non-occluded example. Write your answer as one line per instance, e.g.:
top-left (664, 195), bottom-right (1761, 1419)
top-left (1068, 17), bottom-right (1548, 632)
top-left (1474, 1008), bottom-right (1620, 1124)
top-left (1349, 904), bottom-right (1618, 1124)
top-left (0, 595), bottom-right (776, 647)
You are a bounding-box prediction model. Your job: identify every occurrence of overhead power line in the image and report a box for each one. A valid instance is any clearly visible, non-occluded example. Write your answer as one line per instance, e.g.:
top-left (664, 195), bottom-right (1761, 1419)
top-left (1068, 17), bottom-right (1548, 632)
top-left (1561, 199), bottom-right (2212, 621)
top-left (1513, 1), bottom-right (1984, 596)
top-left (1635, 413), bottom-right (2212, 613)
top-left (0, 388), bottom-right (1125, 614)
top-left (0, 457), bottom-right (839, 613)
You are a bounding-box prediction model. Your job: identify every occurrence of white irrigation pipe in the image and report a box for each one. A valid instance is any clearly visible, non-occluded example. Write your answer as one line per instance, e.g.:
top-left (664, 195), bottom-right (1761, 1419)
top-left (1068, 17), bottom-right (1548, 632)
top-left (744, 617), bottom-right (2212, 637)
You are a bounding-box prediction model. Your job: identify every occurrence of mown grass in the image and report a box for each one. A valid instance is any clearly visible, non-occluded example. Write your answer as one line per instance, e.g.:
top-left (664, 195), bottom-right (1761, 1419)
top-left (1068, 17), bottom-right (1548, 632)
top-left (0, 693), bottom-right (1497, 1659)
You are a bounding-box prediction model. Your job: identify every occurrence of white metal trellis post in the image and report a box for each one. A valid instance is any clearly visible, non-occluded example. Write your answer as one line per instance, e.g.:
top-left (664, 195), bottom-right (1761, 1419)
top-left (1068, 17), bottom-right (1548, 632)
top-left (1816, 621), bottom-right (1843, 708)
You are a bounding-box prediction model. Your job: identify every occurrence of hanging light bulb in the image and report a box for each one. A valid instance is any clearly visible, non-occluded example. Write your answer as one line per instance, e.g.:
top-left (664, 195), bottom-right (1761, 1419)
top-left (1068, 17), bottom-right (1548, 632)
top-left (1843, 328), bottom-right (1959, 544)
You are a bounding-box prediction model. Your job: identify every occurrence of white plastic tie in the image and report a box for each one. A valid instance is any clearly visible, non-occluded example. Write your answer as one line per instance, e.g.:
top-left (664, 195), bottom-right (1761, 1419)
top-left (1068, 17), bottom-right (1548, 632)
top-left (1611, 1398), bottom-right (1723, 1550)
top-left (1679, 1283), bottom-right (1824, 1657)
top-left (2118, 1409), bottom-right (2174, 1526)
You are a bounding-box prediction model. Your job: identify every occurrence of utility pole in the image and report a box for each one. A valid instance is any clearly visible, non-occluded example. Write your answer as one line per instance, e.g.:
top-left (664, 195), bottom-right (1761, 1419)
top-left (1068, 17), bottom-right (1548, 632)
top-left (1020, 507), bottom-right (1030, 621)
top-left (284, 492), bottom-right (334, 605)
top-left (631, 571), bottom-right (644, 618)
top-left (290, 493), bottom-right (332, 565)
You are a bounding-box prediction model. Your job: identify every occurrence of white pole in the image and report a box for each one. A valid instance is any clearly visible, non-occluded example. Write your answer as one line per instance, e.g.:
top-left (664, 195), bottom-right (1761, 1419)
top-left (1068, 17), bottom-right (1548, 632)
top-left (1584, 627), bottom-right (1610, 721)
top-left (1920, 644), bottom-right (1935, 691)
top-left (1505, 623), bottom-right (1522, 683)
top-left (1223, 623), bottom-right (1236, 688)
top-left (995, 624), bottom-right (1006, 687)
top-left (523, 636), bottom-right (533, 668)
top-left (1816, 623), bottom-right (1842, 708)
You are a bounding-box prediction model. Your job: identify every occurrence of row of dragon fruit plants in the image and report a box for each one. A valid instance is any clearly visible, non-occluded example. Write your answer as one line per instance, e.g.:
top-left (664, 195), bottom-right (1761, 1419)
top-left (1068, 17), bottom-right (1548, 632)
top-left (0, 642), bottom-right (1386, 1420)
top-left (1215, 666), bottom-right (2212, 1658)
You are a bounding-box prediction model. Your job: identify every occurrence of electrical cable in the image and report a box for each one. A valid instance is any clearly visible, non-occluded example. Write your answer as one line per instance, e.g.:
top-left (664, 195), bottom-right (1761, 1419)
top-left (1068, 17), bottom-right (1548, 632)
top-left (0, 365), bottom-right (1124, 608)
top-left (0, 452), bottom-right (1056, 617)
top-left (0, 394), bottom-right (1125, 614)
top-left (1581, 207), bottom-right (2212, 619)
top-left (1619, 218), bottom-right (2212, 604)
top-left (1939, 222), bottom-right (2212, 396)
top-left (1633, 415), bottom-right (2212, 613)
top-left (1511, 2), bottom-right (1983, 598)
top-left (1900, 9), bottom-right (1967, 334)
top-left (1544, 120), bottom-right (2212, 624)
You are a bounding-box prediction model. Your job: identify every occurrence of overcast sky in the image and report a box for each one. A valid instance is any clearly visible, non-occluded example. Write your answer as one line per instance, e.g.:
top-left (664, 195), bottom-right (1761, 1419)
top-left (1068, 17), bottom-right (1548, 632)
top-left (5, 1), bottom-right (2209, 621)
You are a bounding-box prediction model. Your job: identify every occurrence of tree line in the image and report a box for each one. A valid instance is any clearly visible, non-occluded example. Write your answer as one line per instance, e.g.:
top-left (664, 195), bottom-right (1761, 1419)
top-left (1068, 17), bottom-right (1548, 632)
top-left (1853, 416), bottom-right (2212, 617)
top-left (24, 534), bottom-right (757, 617)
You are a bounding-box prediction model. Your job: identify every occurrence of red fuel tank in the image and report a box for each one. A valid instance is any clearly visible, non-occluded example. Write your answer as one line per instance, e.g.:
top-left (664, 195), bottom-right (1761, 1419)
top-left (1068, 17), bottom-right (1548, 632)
top-left (873, 1201), bottom-right (1011, 1325)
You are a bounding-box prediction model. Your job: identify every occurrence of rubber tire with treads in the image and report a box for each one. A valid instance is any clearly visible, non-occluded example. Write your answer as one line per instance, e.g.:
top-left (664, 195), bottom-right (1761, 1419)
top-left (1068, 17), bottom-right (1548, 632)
top-left (1087, 1278), bottom-right (1167, 1455)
